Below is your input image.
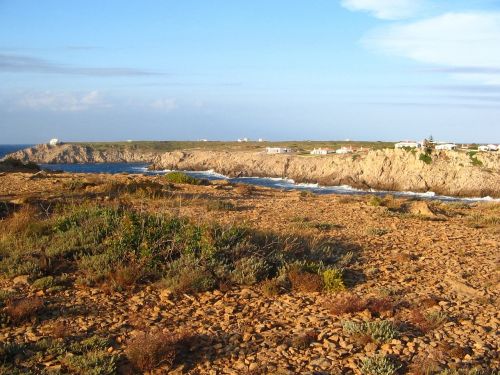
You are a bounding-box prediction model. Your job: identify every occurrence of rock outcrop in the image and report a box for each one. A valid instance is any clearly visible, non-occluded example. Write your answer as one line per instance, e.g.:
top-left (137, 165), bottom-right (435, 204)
top-left (150, 149), bottom-right (500, 198)
top-left (4, 144), bottom-right (500, 197)
top-left (4, 143), bottom-right (156, 164)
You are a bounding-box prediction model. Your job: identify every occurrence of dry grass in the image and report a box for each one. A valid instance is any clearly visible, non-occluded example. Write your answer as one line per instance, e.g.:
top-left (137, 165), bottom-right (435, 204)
top-left (2, 204), bottom-right (40, 234)
top-left (4, 297), bottom-right (44, 324)
top-left (288, 269), bottom-right (323, 293)
top-left (366, 297), bottom-right (394, 316)
top-left (125, 330), bottom-right (190, 372)
top-left (260, 279), bottom-right (281, 297)
top-left (408, 355), bottom-right (441, 375)
top-left (51, 320), bottom-right (70, 339)
top-left (325, 294), bottom-right (393, 316)
top-left (325, 293), bottom-right (366, 315)
top-left (107, 263), bottom-right (143, 290)
top-left (408, 309), bottom-right (448, 333)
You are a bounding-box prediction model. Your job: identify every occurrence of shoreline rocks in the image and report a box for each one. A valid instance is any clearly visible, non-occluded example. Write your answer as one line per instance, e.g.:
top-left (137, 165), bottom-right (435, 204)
top-left (4, 144), bottom-right (500, 198)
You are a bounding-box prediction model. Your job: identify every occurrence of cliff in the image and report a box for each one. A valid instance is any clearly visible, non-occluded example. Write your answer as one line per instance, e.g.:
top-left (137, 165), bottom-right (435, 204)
top-left (4, 144), bottom-right (500, 197)
top-left (4, 143), bottom-right (156, 164)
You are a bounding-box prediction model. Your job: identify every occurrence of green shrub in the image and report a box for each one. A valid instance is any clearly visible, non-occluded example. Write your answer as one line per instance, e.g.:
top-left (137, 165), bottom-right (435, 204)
top-left (31, 276), bottom-right (55, 290)
top-left (467, 151), bottom-right (483, 167)
top-left (366, 320), bottom-right (398, 343)
top-left (322, 268), bottom-right (345, 292)
top-left (70, 335), bottom-right (110, 353)
top-left (230, 256), bottom-right (271, 285)
top-left (419, 153), bottom-right (432, 165)
top-left (343, 320), bottom-right (398, 343)
top-left (0, 342), bottom-right (27, 364)
top-left (368, 196), bottom-right (384, 207)
top-left (360, 356), bottom-right (400, 375)
top-left (164, 172), bottom-right (202, 185)
top-left (65, 350), bottom-right (117, 375)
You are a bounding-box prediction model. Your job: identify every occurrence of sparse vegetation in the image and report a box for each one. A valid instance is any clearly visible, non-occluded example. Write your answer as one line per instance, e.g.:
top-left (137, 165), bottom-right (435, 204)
top-left (467, 151), bottom-right (483, 167)
top-left (409, 309), bottom-right (448, 333)
top-left (360, 355), bottom-right (400, 375)
top-left (419, 153), bottom-right (432, 165)
top-left (4, 297), bottom-right (44, 325)
top-left (0, 172), bottom-right (497, 373)
top-left (322, 268), bottom-right (345, 292)
top-left (343, 320), bottom-right (398, 343)
top-left (164, 171), bottom-right (204, 185)
top-left (206, 199), bottom-right (236, 211)
top-left (126, 330), bottom-right (191, 372)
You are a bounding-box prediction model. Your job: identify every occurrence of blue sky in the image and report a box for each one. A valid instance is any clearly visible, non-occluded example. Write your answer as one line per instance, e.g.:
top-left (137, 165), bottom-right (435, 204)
top-left (1, 0), bottom-right (500, 143)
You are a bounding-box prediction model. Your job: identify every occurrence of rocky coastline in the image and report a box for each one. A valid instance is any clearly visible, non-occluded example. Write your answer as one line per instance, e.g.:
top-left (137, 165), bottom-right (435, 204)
top-left (5, 143), bottom-right (500, 198)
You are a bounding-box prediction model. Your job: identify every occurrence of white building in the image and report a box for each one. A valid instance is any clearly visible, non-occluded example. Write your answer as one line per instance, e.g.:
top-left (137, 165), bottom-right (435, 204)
top-left (435, 143), bottom-right (457, 151)
top-left (49, 138), bottom-right (61, 146)
top-left (237, 138), bottom-right (249, 143)
top-left (310, 148), bottom-right (335, 155)
top-left (395, 141), bottom-right (422, 149)
top-left (336, 147), bottom-right (353, 154)
top-left (479, 144), bottom-right (499, 152)
top-left (266, 147), bottom-right (292, 154)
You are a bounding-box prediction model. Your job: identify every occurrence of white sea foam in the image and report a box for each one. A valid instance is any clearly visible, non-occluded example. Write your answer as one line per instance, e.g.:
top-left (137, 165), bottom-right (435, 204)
top-left (143, 168), bottom-right (499, 202)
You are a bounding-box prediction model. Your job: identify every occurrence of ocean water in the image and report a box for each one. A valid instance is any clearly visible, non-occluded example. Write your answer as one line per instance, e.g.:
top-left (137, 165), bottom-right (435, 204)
top-left (39, 163), bottom-right (497, 203)
top-left (0, 144), bottom-right (34, 159)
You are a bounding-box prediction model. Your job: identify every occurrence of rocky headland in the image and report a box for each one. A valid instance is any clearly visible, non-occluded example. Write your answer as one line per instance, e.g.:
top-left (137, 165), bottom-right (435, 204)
top-left (5, 143), bottom-right (500, 197)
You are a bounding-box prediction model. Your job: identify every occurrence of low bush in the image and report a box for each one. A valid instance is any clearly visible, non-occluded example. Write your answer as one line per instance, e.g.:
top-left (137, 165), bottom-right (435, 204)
top-left (31, 276), bottom-right (55, 290)
top-left (343, 320), bottom-right (398, 343)
top-left (325, 293), bottom-right (366, 315)
top-left (65, 350), bottom-right (117, 375)
top-left (1, 202), bottom-right (352, 294)
top-left (322, 268), bottom-right (345, 292)
top-left (419, 153), bottom-right (432, 165)
top-left (368, 195), bottom-right (384, 207)
top-left (126, 330), bottom-right (190, 372)
top-left (409, 309), bottom-right (448, 333)
top-left (0, 341), bottom-right (26, 364)
top-left (288, 268), bottom-right (324, 293)
top-left (4, 297), bottom-right (44, 325)
top-left (0, 158), bottom-right (40, 172)
top-left (164, 172), bottom-right (203, 185)
top-left (260, 278), bottom-right (282, 297)
top-left (360, 355), bottom-right (400, 375)
top-left (366, 297), bottom-right (394, 316)
top-left (70, 335), bottom-right (110, 353)
top-left (467, 151), bottom-right (483, 167)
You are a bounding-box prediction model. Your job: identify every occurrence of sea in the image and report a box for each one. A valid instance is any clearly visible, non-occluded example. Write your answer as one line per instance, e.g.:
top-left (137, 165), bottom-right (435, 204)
top-left (0, 144), bottom-right (496, 203)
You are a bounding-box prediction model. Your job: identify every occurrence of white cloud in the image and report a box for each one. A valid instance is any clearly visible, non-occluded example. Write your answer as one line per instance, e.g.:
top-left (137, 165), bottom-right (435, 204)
top-left (17, 90), bottom-right (108, 111)
top-left (364, 12), bottom-right (500, 84)
top-left (150, 98), bottom-right (178, 112)
top-left (341, 0), bottom-right (424, 20)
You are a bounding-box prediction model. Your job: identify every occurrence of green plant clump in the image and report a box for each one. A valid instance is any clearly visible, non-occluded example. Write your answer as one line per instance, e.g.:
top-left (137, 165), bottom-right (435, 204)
top-left (419, 153), bottom-right (432, 165)
top-left (343, 320), bottom-right (398, 343)
top-left (360, 355), bottom-right (400, 375)
top-left (322, 268), bottom-right (345, 292)
top-left (467, 151), bottom-right (483, 167)
top-left (164, 172), bottom-right (203, 185)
